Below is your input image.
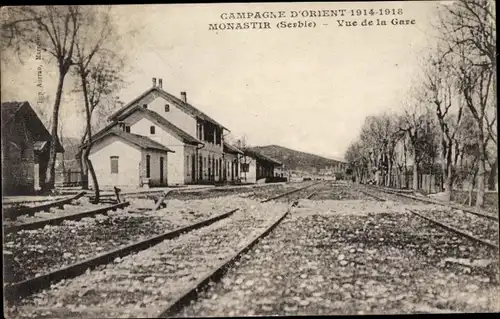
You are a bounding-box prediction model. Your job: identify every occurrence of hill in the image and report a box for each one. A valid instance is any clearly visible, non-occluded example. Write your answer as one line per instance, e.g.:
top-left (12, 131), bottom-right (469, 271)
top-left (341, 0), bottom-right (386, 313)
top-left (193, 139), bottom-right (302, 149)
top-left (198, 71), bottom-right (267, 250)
top-left (250, 145), bottom-right (345, 173)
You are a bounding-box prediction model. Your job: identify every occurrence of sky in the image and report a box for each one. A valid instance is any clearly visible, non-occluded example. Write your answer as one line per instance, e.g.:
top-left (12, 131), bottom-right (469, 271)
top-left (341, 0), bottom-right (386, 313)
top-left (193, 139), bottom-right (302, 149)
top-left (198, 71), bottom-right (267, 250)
top-left (1, 1), bottom-right (444, 160)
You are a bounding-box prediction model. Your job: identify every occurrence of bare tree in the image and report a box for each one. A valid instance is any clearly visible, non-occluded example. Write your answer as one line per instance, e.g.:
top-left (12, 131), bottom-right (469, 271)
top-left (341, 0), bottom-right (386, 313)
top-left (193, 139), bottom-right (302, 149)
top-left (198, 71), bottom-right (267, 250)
top-left (2, 6), bottom-right (82, 191)
top-left (437, 0), bottom-right (496, 207)
top-left (345, 140), bottom-right (370, 184)
top-left (73, 7), bottom-right (124, 203)
top-left (420, 48), bottom-right (465, 200)
top-left (398, 99), bottom-right (434, 191)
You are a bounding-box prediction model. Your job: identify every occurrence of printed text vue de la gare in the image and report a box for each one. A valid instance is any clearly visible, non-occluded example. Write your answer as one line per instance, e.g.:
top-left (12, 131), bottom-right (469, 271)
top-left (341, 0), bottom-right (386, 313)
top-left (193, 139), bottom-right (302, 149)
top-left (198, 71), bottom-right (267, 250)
top-left (209, 9), bottom-right (416, 31)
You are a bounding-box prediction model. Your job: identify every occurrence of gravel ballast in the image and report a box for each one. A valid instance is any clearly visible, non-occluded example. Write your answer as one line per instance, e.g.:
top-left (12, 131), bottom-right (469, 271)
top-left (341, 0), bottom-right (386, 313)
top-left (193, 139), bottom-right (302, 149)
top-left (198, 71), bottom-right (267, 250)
top-left (4, 196), bottom-right (246, 283)
top-left (5, 182), bottom-right (498, 317)
top-left (178, 199), bottom-right (499, 316)
top-left (5, 198), bottom-right (291, 318)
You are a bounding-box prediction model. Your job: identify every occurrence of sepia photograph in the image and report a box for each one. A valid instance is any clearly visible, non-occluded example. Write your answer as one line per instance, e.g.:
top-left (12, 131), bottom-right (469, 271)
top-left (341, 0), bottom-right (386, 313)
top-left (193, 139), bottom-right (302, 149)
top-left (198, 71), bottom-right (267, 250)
top-left (1, 1), bottom-right (498, 317)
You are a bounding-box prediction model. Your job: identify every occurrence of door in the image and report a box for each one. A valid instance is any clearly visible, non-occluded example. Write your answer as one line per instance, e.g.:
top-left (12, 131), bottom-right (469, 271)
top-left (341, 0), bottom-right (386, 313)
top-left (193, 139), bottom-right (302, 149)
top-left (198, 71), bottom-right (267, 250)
top-left (212, 159), bottom-right (215, 182)
top-left (160, 157), bottom-right (164, 185)
top-left (231, 162), bottom-right (234, 181)
top-left (34, 163), bottom-right (40, 191)
top-left (199, 156), bottom-right (203, 182)
top-left (191, 156), bottom-right (196, 183)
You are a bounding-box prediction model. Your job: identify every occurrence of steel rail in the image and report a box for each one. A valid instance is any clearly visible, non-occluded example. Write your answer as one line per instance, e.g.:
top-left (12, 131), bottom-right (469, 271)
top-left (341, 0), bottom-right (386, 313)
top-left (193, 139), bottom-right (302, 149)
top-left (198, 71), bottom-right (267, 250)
top-left (367, 185), bottom-right (498, 222)
top-left (4, 202), bottom-right (130, 233)
top-left (358, 189), bottom-right (387, 202)
top-left (357, 188), bottom-right (498, 251)
top-left (260, 181), bottom-right (321, 203)
top-left (89, 190), bottom-right (166, 200)
top-left (305, 189), bottom-right (321, 199)
top-left (4, 183), bottom-right (320, 302)
top-left (405, 208), bottom-right (499, 251)
top-left (4, 209), bottom-right (239, 301)
top-left (89, 182), bottom-right (291, 200)
top-left (157, 187), bottom-right (320, 318)
top-left (3, 192), bottom-right (86, 220)
top-left (157, 203), bottom-right (296, 318)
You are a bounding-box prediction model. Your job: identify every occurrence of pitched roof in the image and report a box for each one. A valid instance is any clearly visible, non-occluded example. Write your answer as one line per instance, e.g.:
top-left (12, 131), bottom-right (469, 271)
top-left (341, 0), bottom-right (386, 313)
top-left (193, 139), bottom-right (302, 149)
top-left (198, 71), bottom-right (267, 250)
top-left (1, 101), bottom-right (64, 152)
top-left (223, 141), bottom-right (243, 154)
top-left (115, 106), bottom-right (203, 145)
top-left (108, 87), bottom-right (228, 130)
top-left (1, 101), bottom-right (26, 125)
top-left (88, 129), bottom-right (174, 153)
top-left (244, 148), bottom-right (282, 166)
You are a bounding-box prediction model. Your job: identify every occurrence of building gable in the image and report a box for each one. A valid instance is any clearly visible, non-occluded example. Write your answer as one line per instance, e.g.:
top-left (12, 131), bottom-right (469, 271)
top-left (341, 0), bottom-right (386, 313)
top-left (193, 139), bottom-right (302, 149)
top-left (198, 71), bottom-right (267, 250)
top-left (108, 87), bottom-right (228, 131)
top-left (139, 94), bottom-right (197, 137)
top-left (90, 133), bottom-right (142, 155)
top-left (126, 114), bottom-right (183, 146)
top-left (119, 107), bottom-right (202, 145)
top-left (1, 101), bottom-right (64, 152)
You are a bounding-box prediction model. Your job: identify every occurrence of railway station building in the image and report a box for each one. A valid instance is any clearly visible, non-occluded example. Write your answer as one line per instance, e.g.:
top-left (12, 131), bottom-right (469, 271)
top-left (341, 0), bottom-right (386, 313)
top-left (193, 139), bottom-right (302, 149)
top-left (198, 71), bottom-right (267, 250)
top-left (1, 101), bottom-right (64, 195)
top-left (86, 128), bottom-right (174, 188)
top-left (223, 142), bottom-right (243, 183)
top-left (86, 78), bottom-right (242, 187)
top-left (239, 148), bottom-right (283, 184)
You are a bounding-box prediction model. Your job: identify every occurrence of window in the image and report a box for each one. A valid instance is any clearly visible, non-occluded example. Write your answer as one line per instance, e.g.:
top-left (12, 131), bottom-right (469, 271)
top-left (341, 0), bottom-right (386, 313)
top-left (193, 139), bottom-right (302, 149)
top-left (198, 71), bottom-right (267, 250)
top-left (125, 126), bottom-right (131, 133)
top-left (146, 155), bottom-right (151, 178)
top-left (110, 156), bottom-right (119, 174)
top-left (150, 126), bottom-right (155, 134)
top-left (241, 163), bottom-right (249, 173)
top-left (143, 104), bottom-right (148, 109)
top-left (165, 104), bottom-right (170, 112)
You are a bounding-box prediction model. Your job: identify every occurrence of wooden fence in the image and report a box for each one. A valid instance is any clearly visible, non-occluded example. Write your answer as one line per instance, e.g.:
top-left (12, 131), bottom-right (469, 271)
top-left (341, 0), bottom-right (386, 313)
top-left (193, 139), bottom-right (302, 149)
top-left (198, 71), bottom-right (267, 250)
top-left (55, 170), bottom-right (83, 187)
top-left (385, 173), bottom-right (443, 193)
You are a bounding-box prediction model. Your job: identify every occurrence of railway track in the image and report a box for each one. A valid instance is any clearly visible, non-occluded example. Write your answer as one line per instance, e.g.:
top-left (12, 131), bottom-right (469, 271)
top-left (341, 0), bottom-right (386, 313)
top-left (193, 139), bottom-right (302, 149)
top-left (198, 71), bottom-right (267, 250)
top-left (366, 185), bottom-right (498, 221)
top-left (158, 186), bottom-right (323, 318)
top-left (358, 187), bottom-right (499, 251)
top-left (299, 181), bottom-right (366, 201)
top-left (3, 202), bottom-right (130, 233)
top-left (88, 182), bottom-right (291, 202)
top-left (4, 182), bottom-right (322, 308)
top-left (3, 192), bottom-right (86, 220)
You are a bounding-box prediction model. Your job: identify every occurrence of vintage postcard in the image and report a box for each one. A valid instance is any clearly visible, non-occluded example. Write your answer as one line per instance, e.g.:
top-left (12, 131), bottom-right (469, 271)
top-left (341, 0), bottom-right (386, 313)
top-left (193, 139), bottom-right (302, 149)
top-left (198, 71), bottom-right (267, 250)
top-left (1, 1), bottom-right (498, 317)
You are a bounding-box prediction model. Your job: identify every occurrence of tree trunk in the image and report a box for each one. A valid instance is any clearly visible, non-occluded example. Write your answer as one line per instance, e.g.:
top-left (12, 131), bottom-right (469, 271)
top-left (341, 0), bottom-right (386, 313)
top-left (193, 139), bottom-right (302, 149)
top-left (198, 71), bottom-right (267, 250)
top-left (443, 141), bottom-right (453, 201)
top-left (412, 162), bottom-right (418, 191)
top-left (83, 147), bottom-right (99, 203)
top-left (476, 131), bottom-right (486, 207)
top-left (469, 165), bottom-right (478, 206)
top-left (43, 71), bottom-right (67, 192)
top-left (80, 71), bottom-right (100, 203)
top-left (78, 152), bottom-right (89, 189)
top-left (441, 137), bottom-right (448, 193)
top-left (60, 127), bottom-right (65, 176)
top-left (403, 140), bottom-right (409, 189)
top-left (487, 155), bottom-right (497, 191)
top-left (78, 127), bottom-right (90, 189)
top-left (444, 163), bottom-right (453, 202)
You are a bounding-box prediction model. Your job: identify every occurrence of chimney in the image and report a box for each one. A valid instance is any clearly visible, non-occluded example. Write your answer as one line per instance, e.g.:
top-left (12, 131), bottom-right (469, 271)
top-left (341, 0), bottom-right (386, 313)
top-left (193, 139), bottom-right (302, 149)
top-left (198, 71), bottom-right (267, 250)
top-left (152, 77), bottom-right (156, 87)
top-left (180, 91), bottom-right (187, 103)
top-left (158, 78), bottom-right (163, 89)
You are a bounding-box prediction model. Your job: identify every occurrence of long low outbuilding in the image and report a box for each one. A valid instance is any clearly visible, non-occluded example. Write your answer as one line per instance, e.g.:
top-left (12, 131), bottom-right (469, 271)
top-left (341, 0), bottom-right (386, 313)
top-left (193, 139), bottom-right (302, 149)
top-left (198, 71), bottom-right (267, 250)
top-left (239, 148), bottom-right (282, 184)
